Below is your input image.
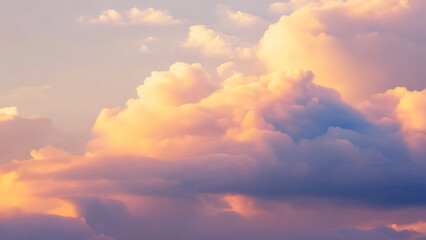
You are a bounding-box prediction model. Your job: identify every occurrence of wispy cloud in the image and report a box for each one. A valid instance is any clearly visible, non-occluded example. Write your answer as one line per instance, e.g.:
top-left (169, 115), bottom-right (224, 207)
top-left (217, 5), bottom-right (266, 27)
top-left (80, 7), bottom-right (183, 26)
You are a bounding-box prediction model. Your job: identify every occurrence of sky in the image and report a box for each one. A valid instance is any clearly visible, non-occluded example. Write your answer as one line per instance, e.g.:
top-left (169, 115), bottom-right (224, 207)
top-left (0, 0), bottom-right (425, 239)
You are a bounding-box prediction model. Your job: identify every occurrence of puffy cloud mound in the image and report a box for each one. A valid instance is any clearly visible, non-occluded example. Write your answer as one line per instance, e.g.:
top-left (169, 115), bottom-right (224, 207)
top-left (359, 87), bottom-right (426, 157)
top-left (183, 25), bottom-right (255, 59)
top-left (90, 62), bottom-right (370, 160)
top-left (260, 0), bottom-right (426, 101)
top-left (359, 87), bottom-right (426, 133)
top-left (83, 60), bottom-right (425, 208)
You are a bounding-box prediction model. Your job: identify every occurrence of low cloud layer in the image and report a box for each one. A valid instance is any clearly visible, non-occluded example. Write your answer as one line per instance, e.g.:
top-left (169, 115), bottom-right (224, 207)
top-left (0, 212), bottom-right (113, 240)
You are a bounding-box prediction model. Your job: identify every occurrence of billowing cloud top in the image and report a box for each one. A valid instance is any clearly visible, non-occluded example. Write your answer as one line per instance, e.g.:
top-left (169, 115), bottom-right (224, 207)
top-left (1, 0), bottom-right (426, 240)
top-left (261, 0), bottom-right (426, 101)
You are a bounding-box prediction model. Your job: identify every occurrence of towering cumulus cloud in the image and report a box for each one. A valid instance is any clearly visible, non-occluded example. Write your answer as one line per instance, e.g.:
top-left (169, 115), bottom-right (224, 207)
top-left (260, 0), bottom-right (426, 101)
top-left (1, 0), bottom-right (426, 239)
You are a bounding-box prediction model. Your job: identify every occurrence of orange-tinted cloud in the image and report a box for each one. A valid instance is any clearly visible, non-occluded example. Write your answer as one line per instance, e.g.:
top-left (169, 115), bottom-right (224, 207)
top-left (1, 1), bottom-right (426, 239)
top-left (260, 0), bottom-right (426, 101)
top-left (183, 25), bottom-right (255, 59)
top-left (217, 5), bottom-right (266, 27)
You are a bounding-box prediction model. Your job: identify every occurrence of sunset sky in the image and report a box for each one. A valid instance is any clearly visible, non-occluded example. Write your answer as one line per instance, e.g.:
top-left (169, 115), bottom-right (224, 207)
top-left (1, 0), bottom-right (426, 239)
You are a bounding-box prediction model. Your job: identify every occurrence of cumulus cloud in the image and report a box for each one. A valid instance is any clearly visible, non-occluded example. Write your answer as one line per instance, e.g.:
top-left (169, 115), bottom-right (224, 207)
top-left (1, 0), bottom-right (426, 239)
top-left (260, 0), bottom-right (426, 101)
top-left (63, 60), bottom-right (424, 208)
top-left (217, 5), bottom-right (265, 27)
top-left (397, 89), bottom-right (426, 132)
top-left (358, 87), bottom-right (426, 157)
top-left (359, 87), bottom-right (426, 132)
top-left (183, 25), bottom-right (255, 59)
top-left (86, 9), bottom-right (122, 24)
top-left (2, 66), bottom-right (426, 239)
top-left (89, 64), bottom-right (371, 160)
top-left (82, 7), bottom-right (183, 26)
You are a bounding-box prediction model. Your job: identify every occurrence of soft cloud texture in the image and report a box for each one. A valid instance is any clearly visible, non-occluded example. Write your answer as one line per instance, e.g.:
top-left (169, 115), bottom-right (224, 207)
top-left (1, 0), bottom-right (426, 239)
top-left (0, 212), bottom-right (113, 240)
top-left (183, 25), bottom-right (255, 59)
top-left (0, 107), bottom-right (61, 163)
top-left (0, 107), bottom-right (18, 116)
top-left (2, 66), bottom-right (426, 239)
top-left (260, 0), bottom-right (426, 101)
top-left (83, 7), bottom-right (183, 26)
top-left (79, 58), bottom-right (423, 208)
top-left (217, 5), bottom-right (265, 27)
top-left (359, 87), bottom-right (426, 157)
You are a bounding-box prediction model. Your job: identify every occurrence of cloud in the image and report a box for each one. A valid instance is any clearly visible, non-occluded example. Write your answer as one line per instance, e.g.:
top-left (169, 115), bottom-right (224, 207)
top-left (82, 7), bottom-right (183, 26)
top-left (0, 107), bottom-right (18, 116)
top-left (144, 36), bottom-right (159, 42)
top-left (217, 5), bottom-right (265, 27)
top-left (396, 89), bottom-right (426, 132)
top-left (269, 0), bottom-right (326, 15)
top-left (139, 44), bottom-right (150, 53)
top-left (2, 63), bottom-right (426, 238)
top-left (87, 9), bottom-right (122, 24)
top-left (0, 107), bottom-right (61, 163)
top-left (260, 0), bottom-right (426, 101)
top-left (70, 195), bottom-right (426, 240)
top-left (1, 0), bottom-right (426, 239)
top-left (358, 87), bottom-right (426, 157)
top-left (183, 25), bottom-right (255, 59)
top-left (359, 87), bottom-right (426, 133)
top-left (138, 36), bottom-right (161, 54)
top-left (0, 212), bottom-right (114, 240)
top-left (318, 227), bottom-right (419, 240)
top-left (77, 60), bottom-right (424, 208)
